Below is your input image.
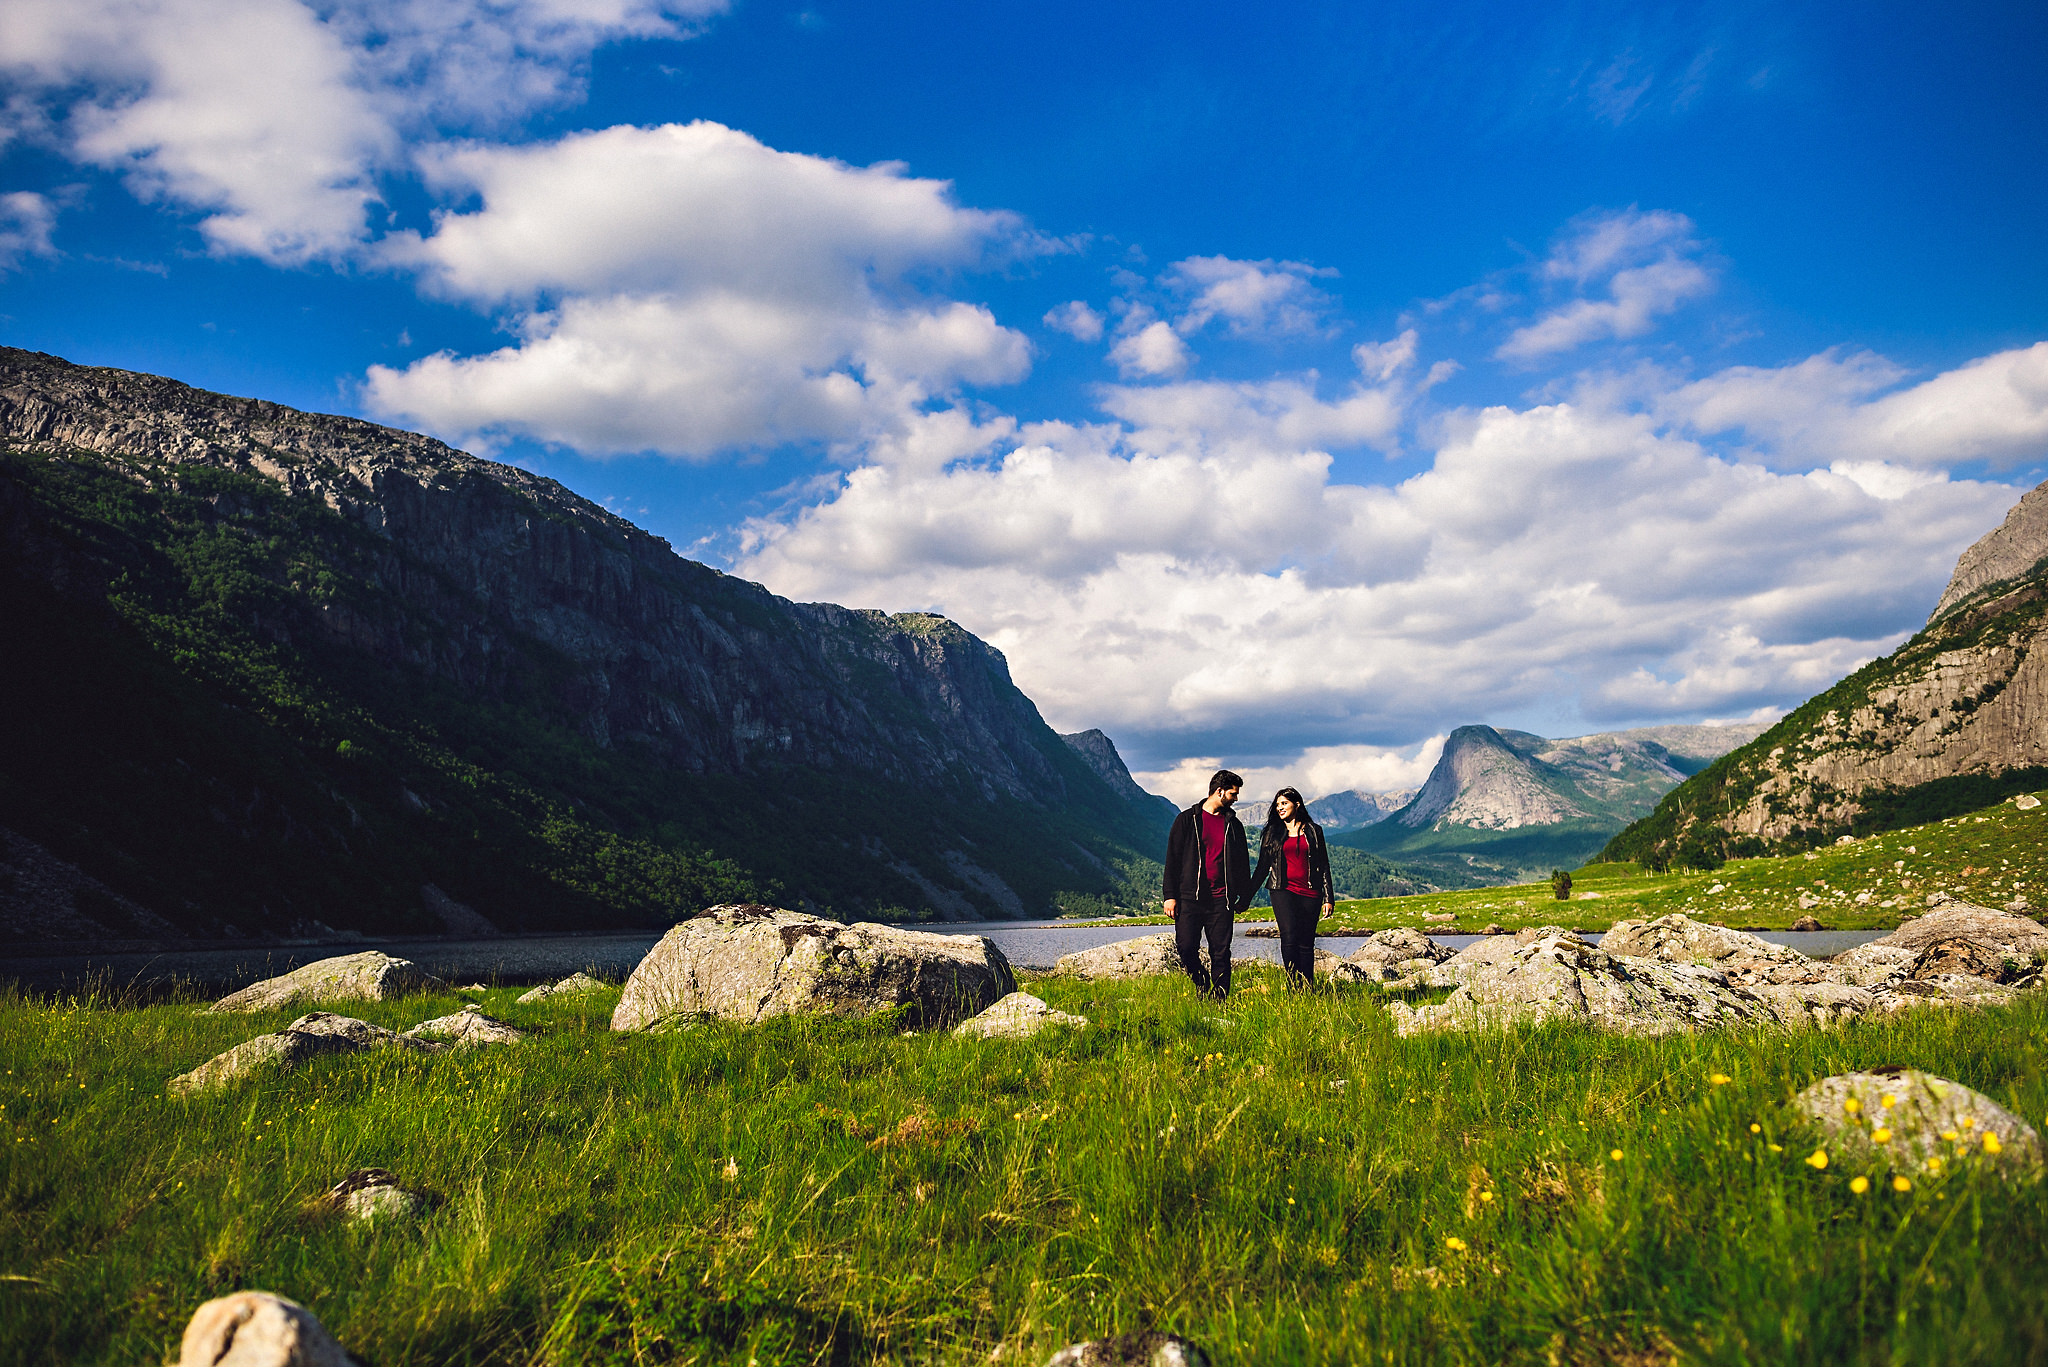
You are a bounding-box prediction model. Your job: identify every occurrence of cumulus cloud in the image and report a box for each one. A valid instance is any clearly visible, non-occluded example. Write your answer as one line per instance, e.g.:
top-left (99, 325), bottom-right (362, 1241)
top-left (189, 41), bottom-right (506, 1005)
top-left (1165, 255), bottom-right (1338, 338)
top-left (738, 355), bottom-right (2022, 773)
top-left (1043, 300), bottom-right (1104, 342)
top-left (1108, 319), bottom-right (1192, 379)
top-left (1498, 208), bottom-right (1714, 361)
top-left (365, 121), bottom-right (1038, 456)
top-left (0, 0), bottom-right (726, 261)
top-left (0, 190), bottom-right (58, 267)
top-left (1668, 342), bottom-right (2048, 469)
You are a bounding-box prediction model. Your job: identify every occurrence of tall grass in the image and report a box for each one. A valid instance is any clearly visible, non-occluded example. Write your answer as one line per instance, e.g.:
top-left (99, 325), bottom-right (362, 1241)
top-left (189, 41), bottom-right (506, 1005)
top-left (3, 970), bottom-right (2045, 1365)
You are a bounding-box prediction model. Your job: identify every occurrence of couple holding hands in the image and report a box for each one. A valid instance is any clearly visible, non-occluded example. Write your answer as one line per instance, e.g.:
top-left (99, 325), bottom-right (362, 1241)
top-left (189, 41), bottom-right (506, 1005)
top-left (1160, 768), bottom-right (1335, 999)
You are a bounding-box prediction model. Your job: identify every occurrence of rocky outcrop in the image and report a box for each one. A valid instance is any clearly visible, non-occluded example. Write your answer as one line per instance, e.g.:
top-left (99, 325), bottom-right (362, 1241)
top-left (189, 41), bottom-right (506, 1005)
top-left (610, 906), bottom-right (1015, 1031)
top-left (952, 991), bottom-right (1089, 1039)
top-left (1060, 730), bottom-right (1176, 823)
top-left (516, 972), bottom-right (607, 1004)
top-left (1387, 933), bottom-right (1772, 1036)
top-left (1055, 933), bottom-right (1202, 980)
top-left (1792, 1068), bottom-right (2043, 1175)
top-left (169, 1012), bottom-right (437, 1094)
top-left (1600, 914), bottom-right (1811, 981)
top-left (402, 1004), bottom-right (524, 1047)
top-left (175, 1291), bottom-right (355, 1367)
top-left (1394, 726), bottom-right (1593, 831)
top-left (1932, 481), bottom-right (2048, 622)
top-left (1044, 1334), bottom-right (1211, 1367)
top-left (1396, 925), bottom-right (1575, 989)
top-left (207, 953), bottom-right (443, 1014)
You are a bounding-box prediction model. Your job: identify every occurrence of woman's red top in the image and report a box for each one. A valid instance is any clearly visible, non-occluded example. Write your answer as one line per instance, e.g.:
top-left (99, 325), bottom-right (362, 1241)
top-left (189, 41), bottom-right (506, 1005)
top-left (1282, 833), bottom-right (1318, 896)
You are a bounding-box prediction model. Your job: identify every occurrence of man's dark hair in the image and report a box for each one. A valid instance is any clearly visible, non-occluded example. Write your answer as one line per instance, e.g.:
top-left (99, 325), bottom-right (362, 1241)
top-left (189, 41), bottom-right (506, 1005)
top-left (1208, 769), bottom-right (1244, 795)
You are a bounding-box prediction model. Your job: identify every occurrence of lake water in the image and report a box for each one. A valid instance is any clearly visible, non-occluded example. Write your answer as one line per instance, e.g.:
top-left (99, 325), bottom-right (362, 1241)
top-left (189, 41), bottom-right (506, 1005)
top-left (3, 923), bottom-right (1891, 992)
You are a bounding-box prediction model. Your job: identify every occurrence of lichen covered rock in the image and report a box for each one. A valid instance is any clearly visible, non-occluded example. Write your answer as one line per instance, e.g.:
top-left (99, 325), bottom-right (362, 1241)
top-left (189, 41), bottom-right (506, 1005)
top-left (1792, 1068), bottom-right (2043, 1175)
top-left (952, 991), bottom-right (1088, 1039)
top-left (208, 952), bottom-right (443, 1014)
top-left (174, 1290), bottom-right (354, 1367)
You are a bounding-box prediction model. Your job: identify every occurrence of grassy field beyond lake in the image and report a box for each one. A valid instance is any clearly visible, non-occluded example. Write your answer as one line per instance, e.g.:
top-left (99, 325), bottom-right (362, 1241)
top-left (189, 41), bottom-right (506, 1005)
top-left (4, 969), bottom-right (2047, 1365)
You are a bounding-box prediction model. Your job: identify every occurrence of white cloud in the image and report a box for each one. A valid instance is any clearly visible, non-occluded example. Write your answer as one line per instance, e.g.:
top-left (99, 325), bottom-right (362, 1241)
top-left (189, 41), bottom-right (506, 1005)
top-left (1353, 329), bottom-right (1418, 382)
top-left (1670, 342), bottom-right (2048, 469)
top-left (1108, 319), bottom-right (1191, 379)
top-left (0, 190), bottom-right (57, 267)
top-left (1498, 208), bottom-right (1714, 361)
top-left (1043, 300), bottom-right (1104, 343)
top-left (1135, 737), bottom-right (1446, 809)
top-left (0, 0), bottom-right (726, 262)
top-left (365, 121), bottom-right (1037, 456)
top-left (738, 355), bottom-right (2024, 773)
top-left (1165, 255), bottom-right (1337, 338)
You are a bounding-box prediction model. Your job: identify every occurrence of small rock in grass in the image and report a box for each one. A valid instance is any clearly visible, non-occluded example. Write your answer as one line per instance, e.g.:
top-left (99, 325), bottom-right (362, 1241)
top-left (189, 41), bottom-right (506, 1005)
top-left (1480, 923), bottom-right (1507, 935)
top-left (208, 952), bottom-right (443, 1014)
top-left (953, 991), bottom-right (1088, 1039)
top-left (515, 971), bottom-right (606, 1004)
top-left (403, 1004), bottom-right (524, 1048)
top-left (1790, 915), bottom-right (1824, 932)
top-left (458, 983), bottom-right (488, 993)
top-left (1043, 1332), bottom-right (1212, 1367)
top-left (169, 1013), bottom-right (438, 1095)
top-left (2015, 794), bottom-right (2041, 810)
top-left (323, 1168), bottom-right (426, 1225)
top-left (1792, 1068), bottom-right (2042, 1175)
top-left (175, 1290), bottom-right (355, 1367)
top-left (1056, 933), bottom-right (1207, 981)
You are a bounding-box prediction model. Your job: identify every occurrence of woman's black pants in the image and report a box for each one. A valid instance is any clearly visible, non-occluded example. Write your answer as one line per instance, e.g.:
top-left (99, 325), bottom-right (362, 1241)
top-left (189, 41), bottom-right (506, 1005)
top-left (1270, 887), bottom-right (1321, 985)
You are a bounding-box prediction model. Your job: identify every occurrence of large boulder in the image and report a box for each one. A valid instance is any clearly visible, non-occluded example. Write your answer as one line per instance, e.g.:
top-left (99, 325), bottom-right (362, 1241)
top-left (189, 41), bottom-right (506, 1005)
top-left (1751, 981), bottom-right (1877, 1027)
top-left (1791, 1068), bottom-right (2043, 1176)
top-left (168, 1012), bottom-right (437, 1095)
top-left (1398, 926), bottom-right (1577, 988)
top-left (208, 953), bottom-right (443, 1014)
top-left (1600, 913), bottom-right (1811, 983)
top-left (1387, 933), bottom-right (1773, 1036)
top-left (174, 1290), bottom-right (354, 1367)
top-left (1821, 943), bottom-right (1920, 989)
top-left (1055, 933), bottom-right (1206, 980)
top-left (953, 991), bottom-right (1089, 1039)
top-left (611, 905), bottom-right (1015, 1031)
top-left (1344, 927), bottom-right (1451, 971)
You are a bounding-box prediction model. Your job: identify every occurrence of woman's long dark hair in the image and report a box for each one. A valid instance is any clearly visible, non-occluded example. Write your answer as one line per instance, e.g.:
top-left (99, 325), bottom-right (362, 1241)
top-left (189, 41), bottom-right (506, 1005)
top-left (1260, 787), bottom-right (1317, 854)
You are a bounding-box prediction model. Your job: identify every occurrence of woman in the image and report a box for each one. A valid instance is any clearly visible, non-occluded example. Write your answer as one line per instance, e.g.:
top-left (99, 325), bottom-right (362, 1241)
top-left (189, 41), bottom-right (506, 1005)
top-left (1247, 787), bottom-right (1335, 987)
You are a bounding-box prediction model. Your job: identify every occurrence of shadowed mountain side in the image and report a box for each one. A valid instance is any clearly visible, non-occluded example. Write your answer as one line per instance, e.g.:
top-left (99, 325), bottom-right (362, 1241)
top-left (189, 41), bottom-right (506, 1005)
top-left (1606, 476), bottom-right (2048, 869)
top-left (0, 348), bottom-right (1165, 939)
top-left (1059, 730), bottom-right (1179, 826)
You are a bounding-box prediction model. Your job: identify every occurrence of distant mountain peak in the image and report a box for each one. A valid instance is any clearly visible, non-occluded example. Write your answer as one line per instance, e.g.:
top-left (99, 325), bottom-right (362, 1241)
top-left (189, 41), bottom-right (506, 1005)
top-left (1400, 725), bottom-right (1591, 831)
top-left (1059, 730), bottom-right (1178, 822)
top-left (1931, 481), bottom-right (2048, 623)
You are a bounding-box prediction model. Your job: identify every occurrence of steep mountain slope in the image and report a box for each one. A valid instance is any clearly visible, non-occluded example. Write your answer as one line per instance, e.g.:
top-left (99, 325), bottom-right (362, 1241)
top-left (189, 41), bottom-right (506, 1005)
top-left (1305, 789), bottom-right (1416, 831)
top-left (0, 348), bottom-right (1162, 939)
top-left (1059, 730), bottom-right (1179, 824)
top-left (1336, 721), bottom-right (1767, 885)
top-left (1605, 480), bottom-right (2048, 869)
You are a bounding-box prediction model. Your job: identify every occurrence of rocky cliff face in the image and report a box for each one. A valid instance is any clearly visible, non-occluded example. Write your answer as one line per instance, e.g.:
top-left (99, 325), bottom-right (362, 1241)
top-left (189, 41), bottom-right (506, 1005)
top-left (1059, 730), bottom-right (1178, 823)
top-left (0, 348), bottom-right (1158, 933)
top-left (1606, 477), bottom-right (2048, 864)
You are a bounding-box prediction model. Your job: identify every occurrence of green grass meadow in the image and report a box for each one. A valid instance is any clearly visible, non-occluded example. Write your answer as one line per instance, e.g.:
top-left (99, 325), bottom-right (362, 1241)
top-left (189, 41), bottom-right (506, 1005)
top-left (5, 967), bottom-right (2048, 1365)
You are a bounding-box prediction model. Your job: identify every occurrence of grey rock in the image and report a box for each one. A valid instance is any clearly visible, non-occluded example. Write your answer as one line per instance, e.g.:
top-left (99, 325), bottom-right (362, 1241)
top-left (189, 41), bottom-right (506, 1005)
top-left (1790, 915), bottom-right (1825, 932)
top-left (168, 1013), bottom-right (437, 1095)
top-left (1387, 933), bottom-right (1772, 1036)
top-left (1869, 900), bottom-right (2048, 977)
top-left (323, 1169), bottom-right (426, 1225)
top-left (1752, 981), bottom-right (1876, 1027)
top-left (952, 991), bottom-right (1088, 1039)
top-left (174, 1290), bottom-right (355, 1367)
top-left (1400, 925), bottom-right (1578, 989)
top-left (1044, 1333), bottom-right (1211, 1367)
top-left (207, 952), bottom-right (443, 1014)
top-left (404, 1004), bottom-right (524, 1047)
top-left (1055, 933), bottom-right (1208, 981)
top-left (1821, 943), bottom-right (1919, 989)
top-left (516, 971), bottom-right (607, 1004)
top-left (1791, 1068), bottom-right (2043, 1174)
top-left (612, 905), bottom-right (1015, 1032)
top-left (1343, 927), bottom-right (1451, 967)
top-left (1599, 913), bottom-right (1810, 982)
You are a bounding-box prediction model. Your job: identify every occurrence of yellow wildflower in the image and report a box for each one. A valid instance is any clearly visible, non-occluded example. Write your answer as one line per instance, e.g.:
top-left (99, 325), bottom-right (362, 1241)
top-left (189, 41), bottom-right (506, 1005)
top-left (1445, 1236), bottom-right (1468, 1252)
top-left (1850, 1176), bottom-right (1870, 1194)
top-left (1926, 1157), bottom-right (1943, 1174)
top-left (1872, 1128), bottom-right (1891, 1144)
top-left (1749, 1122), bottom-right (1762, 1134)
top-left (1768, 1143), bottom-right (1783, 1153)
top-left (1893, 1175), bottom-right (1913, 1192)
top-left (1609, 1149), bottom-right (1624, 1161)
top-left (1480, 1191), bottom-right (1495, 1203)
top-left (1844, 1097), bottom-right (1862, 1115)
top-left (1710, 1073), bottom-right (1732, 1086)
top-left (1881, 1094), bottom-right (1896, 1109)
top-left (1804, 1148), bottom-right (1829, 1170)
top-left (1961, 1116), bottom-right (1976, 1129)
top-left (1940, 1129), bottom-right (1958, 1142)
top-left (1983, 1132), bottom-right (2004, 1155)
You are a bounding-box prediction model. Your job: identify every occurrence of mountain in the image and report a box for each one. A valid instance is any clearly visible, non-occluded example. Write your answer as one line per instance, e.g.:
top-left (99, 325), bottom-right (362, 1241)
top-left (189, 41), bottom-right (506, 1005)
top-left (1604, 480), bottom-right (2048, 869)
top-left (0, 348), bottom-right (1165, 940)
top-left (1335, 721), bottom-right (1768, 885)
top-left (1303, 788), bottom-right (1416, 832)
top-left (1059, 730), bottom-right (1179, 823)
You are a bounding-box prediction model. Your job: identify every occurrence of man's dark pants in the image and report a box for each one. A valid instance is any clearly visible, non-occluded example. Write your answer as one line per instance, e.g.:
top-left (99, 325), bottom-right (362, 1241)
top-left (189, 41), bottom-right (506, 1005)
top-left (1175, 896), bottom-right (1233, 998)
top-left (1270, 886), bottom-right (1320, 986)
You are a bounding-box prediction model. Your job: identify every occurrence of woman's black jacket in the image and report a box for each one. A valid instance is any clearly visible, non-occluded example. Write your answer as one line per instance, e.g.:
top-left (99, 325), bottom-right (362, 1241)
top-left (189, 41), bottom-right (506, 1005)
top-left (1247, 818), bottom-right (1336, 907)
top-left (1160, 804), bottom-right (1251, 911)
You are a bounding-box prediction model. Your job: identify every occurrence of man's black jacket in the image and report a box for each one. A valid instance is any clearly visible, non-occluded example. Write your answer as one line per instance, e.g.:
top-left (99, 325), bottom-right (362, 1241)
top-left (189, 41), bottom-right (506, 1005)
top-left (1247, 818), bottom-right (1336, 906)
top-left (1161, 803), bottom-right (1251, 910)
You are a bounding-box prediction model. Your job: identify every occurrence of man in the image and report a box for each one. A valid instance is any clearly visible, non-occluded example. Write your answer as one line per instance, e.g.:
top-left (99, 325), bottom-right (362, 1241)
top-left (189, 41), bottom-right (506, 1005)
top-left (1160, 769), bottom-right (1250, 1000)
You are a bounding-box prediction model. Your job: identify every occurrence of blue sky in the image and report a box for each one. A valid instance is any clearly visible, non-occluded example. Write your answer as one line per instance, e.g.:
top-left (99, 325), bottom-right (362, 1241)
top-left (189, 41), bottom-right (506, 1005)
top-left (4, 0), bottom-right (2045, 800)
